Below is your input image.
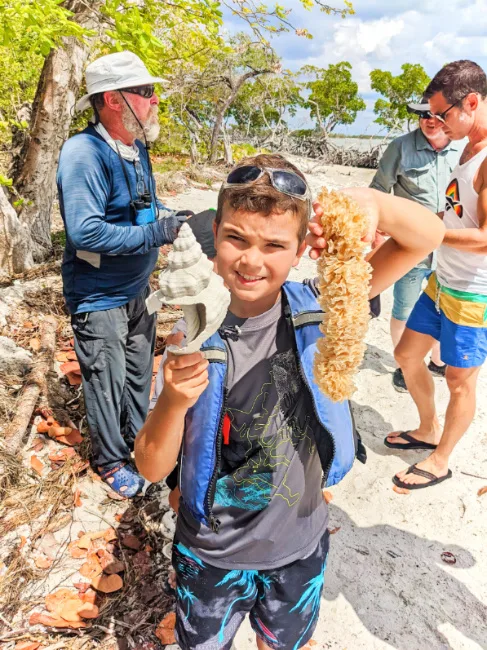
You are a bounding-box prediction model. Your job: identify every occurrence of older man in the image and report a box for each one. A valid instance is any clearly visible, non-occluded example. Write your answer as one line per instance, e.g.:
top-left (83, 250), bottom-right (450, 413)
top-left (386, 60), bottom-right (487, 490)
top-left (370, 101), bottom-right (462, 391)
top-left (57, 52), bottom-right (188, 497)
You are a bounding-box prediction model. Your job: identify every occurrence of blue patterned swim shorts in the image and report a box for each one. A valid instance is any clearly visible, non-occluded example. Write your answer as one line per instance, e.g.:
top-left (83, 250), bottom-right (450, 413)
top-left (172, 529), bottom-right (330, 650)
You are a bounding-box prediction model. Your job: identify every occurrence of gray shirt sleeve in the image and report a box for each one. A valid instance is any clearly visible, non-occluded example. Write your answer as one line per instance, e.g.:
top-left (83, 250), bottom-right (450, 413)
top-left (369, 139), bottom-right (401, 194)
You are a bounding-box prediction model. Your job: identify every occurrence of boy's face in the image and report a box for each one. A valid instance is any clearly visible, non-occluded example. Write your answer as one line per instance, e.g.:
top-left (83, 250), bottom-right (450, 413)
top-left (213, 205), bottom-right (306, 318)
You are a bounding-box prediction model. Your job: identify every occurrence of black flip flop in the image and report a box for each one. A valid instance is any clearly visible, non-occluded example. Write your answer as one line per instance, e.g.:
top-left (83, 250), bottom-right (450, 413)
top-left (393, 464), bottom-right (452, 490)
top-left (384, 431), bottom-right (438, 450)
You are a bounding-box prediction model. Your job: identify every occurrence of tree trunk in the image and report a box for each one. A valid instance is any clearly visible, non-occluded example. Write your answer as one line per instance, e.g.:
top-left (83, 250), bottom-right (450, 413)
top-left (209, 70), bottom-right (270, 164)
top-left (222, 125), bottom-right (233, 166)
top-left (0, 186), bottom-right (34, 278)
top-left (2, 315), bottom-right (57, 455)
top-left (209, 101), bottom-right (229, 164)
top-left (8, 0), bottom-right (103, 264)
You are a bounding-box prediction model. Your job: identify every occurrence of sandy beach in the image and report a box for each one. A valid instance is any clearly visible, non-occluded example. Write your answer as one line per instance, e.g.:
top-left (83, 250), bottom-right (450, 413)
top-left (164, 159), bottom-right (487, 650)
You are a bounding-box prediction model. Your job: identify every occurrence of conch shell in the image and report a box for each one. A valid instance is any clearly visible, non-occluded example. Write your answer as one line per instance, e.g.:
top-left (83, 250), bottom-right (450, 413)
top-left (314, 188), bottom-right (372, 402)
top-left (146, 223), bottom-right (231, 355)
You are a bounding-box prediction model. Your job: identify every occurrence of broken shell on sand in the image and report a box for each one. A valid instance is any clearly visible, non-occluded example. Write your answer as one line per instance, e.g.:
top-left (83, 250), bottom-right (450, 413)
top-left (146, 223), bottom-right (231, 354)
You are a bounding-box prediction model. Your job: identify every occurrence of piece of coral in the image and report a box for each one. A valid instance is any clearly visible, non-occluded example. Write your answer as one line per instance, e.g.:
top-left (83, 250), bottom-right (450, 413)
top-left (314, 188), bottom-right (372, 402)
top-left (146, 223), bottom-right (231, 354)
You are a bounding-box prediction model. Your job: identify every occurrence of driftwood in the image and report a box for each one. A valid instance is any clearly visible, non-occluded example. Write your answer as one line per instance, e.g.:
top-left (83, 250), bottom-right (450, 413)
top-left (2, 315), bottom-right (57, 455)
top-left (234, 132), bottom-right (386, 169)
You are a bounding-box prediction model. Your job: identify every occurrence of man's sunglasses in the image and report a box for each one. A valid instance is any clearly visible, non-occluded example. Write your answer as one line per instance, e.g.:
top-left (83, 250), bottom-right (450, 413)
top-left (222, 165), bottom-right (310, 201)
top-left (429, 94), bottom-right (469, 124)
top-left (119, 85), bottom-right (155, 99)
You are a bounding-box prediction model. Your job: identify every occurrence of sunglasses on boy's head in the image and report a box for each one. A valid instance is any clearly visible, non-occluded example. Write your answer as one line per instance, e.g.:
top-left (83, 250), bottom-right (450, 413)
top-left (119, 84), bottom-right (155, 99)
top-left (222, 165), bottom-right (310, 201)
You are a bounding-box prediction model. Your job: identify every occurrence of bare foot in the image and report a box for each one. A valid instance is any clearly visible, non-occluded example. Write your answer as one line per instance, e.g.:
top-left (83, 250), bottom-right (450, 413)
top-left (395, 453), bottom-right (449, 486)
top-left (386, 428), bottom-right (441, 447)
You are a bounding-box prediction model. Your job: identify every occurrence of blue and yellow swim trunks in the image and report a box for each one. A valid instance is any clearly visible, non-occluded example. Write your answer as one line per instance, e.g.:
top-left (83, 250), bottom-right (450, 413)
top-left (407, 273), bottom-right (487, 368)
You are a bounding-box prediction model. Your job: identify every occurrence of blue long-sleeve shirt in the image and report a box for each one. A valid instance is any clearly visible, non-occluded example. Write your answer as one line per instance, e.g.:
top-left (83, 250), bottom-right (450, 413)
top-left (57, 125), bottom-right (179, 314)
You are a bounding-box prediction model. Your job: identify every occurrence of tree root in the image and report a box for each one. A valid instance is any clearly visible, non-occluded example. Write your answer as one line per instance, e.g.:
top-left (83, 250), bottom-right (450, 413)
top-left (2, 314), bottom-right (57, 455)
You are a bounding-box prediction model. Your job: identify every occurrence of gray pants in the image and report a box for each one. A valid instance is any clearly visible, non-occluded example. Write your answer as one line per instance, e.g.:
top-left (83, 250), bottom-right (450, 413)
top-left (71, 287), bottom-right (156, 470)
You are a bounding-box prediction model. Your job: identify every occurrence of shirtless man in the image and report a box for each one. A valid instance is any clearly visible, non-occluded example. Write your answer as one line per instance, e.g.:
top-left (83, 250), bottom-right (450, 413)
top-left (385, 60), bottom-right (487, 489)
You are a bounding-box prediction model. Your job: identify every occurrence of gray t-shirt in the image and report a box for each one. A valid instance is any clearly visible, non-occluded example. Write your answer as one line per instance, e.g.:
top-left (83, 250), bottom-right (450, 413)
top-left (153, 291), bottom-right (329, 570)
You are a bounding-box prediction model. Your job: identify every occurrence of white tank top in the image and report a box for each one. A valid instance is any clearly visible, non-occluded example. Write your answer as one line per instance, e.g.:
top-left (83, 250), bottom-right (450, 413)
top-left (436, 146), bottom-right (487, 294)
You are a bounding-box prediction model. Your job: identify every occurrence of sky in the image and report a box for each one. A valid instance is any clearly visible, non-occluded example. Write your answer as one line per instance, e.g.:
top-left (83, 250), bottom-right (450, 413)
top-left (223, 0), bottom-right (487, 135)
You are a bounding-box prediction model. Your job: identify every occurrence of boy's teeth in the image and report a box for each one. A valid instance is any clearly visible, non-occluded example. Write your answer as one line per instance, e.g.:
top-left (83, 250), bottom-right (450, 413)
top-left (240, 273), bottom-right (262, 281)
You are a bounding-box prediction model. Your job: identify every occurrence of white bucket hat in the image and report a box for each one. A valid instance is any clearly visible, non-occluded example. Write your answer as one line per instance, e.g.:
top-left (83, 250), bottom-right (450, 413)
top-left (75, 51), bottom-right (167, 113)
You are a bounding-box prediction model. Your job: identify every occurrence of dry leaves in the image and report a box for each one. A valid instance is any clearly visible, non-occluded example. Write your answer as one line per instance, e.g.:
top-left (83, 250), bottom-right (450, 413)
top-left (30, 611), bottom-right (87, 629)
top-left (79, 554), bottom-right (103, 580)
top-left (30, 455), bottom-right (44, 476)
top-left (57, 429), bottom-right (83, 446)
top-left (34, 556), bottom-right (53, 570)
top-left (36, 420), bottom-right (51, 434)
top-left (48, 425), bottom-right (72, 439)
top-left (59, 361), bottom-right (81, 375)
top-left (73, 488), bottom-right (83, 508)
top-left (68, 541), bottom-right (88, 559)
top-left (59, 360), bottom-right (82, 385)
top-left (49, 448), bottom-right (76, 463)
top-left (37, 587), bottom-right (100, 627)
top-left (477, 486), bottom-right (487, 497)
top-left (155, 611), bottom-right (176, 645)
top-left (15, 642), bottom-right (43, 650)
top-left (29, 337), bottom-right (41, 351)
top-left (30, 437), bottom-right (46, 452)
top-left (121, 534), bottom-right (141, 550)
top-left (91, 573), bottom-right (123, 593)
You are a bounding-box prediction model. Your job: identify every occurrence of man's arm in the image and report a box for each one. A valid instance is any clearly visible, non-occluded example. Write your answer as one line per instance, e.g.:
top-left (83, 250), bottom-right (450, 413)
top-left (366, 190), bottom-right (445, 297)
top-left (442, 160), bottom-right (487, 251)
top-left (369, 140), bottom-right (401, 194)
top-left (307, 189), bottom-right (445, 299)
top-left (58, 139), bottom-right (180, 255)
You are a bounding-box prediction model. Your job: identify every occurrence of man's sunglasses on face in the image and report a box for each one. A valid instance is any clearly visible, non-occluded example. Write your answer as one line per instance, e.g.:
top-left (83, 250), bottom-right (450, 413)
top-left (120, 85), bottom-right (155, 99)
top-left (430, 94), bottom-right (469, 124)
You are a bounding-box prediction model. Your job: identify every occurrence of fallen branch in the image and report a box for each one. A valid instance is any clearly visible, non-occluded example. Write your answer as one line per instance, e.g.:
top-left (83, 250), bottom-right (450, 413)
top-left (2, 315), bottom-right (57, 454)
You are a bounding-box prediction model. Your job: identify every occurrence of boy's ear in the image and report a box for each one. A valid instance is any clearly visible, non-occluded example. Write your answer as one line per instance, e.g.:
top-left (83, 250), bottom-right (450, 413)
top-left (292, 240), bottom-right (307, 268)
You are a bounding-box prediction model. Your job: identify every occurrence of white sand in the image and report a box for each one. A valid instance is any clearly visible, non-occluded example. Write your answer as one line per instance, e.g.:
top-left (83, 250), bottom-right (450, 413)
top-left (163, 161), bottom-right (487, 650)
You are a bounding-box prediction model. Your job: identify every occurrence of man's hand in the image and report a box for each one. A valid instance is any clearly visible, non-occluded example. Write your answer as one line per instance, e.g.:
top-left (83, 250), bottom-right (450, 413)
top-left (306, 189), bottom-right (381, 260)
top-left (162, 332), bottom-right (209, 410)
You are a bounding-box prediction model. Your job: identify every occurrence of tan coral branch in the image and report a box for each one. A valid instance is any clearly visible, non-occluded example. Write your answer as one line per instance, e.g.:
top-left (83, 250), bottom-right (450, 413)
top-left (314, 188), bottom-right (372, 402)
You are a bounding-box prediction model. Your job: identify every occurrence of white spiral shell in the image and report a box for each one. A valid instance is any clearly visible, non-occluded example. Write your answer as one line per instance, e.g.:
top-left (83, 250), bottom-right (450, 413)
top-left (145, 222), bottom-right (231, 354)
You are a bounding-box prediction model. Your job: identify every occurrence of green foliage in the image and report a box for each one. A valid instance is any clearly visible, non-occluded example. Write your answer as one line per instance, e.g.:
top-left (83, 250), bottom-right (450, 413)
top-left (229, 74), bottom-right (303, 135)
top-left (0, 0), bottom-right (88, 54)
top-left (0, 173), bottom-right (12, 186)
top-left (370, 63), bottom-right (431, 131)
top-left (0, 0), bottom-right (355, 154)
top-left (301, 61), bottom-right (365, 133)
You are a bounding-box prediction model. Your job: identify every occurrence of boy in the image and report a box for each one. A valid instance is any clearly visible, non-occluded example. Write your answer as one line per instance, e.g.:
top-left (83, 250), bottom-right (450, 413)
top-left (135, 154), bottom-right (444, 650)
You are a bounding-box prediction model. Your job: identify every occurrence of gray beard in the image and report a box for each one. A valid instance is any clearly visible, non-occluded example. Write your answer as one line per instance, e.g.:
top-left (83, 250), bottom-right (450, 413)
top-left (121, 103), bottom-right (160, 144)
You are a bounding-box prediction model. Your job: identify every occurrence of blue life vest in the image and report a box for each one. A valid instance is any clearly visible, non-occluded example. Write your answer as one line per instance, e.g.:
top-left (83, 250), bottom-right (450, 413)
top-left (179, 280), bottom-right (359, 530)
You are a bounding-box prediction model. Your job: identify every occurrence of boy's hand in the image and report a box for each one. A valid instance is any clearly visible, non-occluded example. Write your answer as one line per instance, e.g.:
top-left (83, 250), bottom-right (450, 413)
top-left (306, 189), bottom-right (381, 260)
top-left (162, 332), bottom-right (209, 410)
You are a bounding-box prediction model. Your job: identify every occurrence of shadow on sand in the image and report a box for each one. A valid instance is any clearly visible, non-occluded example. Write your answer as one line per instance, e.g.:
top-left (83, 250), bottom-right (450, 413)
top-left (323, 505), bottom-right (487, 649)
